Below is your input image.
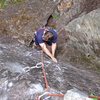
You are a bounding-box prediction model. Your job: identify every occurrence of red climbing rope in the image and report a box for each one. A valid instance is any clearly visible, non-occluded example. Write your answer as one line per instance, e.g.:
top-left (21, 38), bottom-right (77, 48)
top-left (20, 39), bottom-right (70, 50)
top-left (39, 50), bottom-right (64, 99)
top-left (41, 62), bottom-right (49, 91)
top-left (41, 50), bottom-right (49, 91)
top-left (89, 96), bottom-right (100, 100)
top-left (48, 93), bottom-right (64, 97)
top-left (37, 50), bottom-right (100, 100)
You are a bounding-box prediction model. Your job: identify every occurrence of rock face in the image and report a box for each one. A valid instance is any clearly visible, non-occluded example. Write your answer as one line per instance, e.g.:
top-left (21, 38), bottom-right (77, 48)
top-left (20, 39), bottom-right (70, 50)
top-left (0, 0), bottom-right (100, 99)
top-left (0, 35), bottom-right (100, 100)
top-left (54, 0), bottom-right (100, 29)
top-left (58, 9), bottom-right (100, 71)
top-left (64, 88), bottom-right (92, 100)
top-left (0, 0), bottom-right (60, 44)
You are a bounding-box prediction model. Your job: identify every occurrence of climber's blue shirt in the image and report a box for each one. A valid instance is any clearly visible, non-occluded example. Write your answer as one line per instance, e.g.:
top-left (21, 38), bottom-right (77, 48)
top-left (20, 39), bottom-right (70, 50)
top-left (34, 28), bottom-right (58, 46)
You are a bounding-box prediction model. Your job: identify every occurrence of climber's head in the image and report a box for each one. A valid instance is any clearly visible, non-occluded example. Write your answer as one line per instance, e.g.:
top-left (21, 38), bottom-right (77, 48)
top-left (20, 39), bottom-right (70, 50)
top-left (42, 31), bottom-right (53, 41)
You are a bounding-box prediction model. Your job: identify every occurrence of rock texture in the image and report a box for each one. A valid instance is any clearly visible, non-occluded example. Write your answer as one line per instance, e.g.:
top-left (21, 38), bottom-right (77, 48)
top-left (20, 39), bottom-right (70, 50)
top-left (0, 0), bottom-right (60, 44)
top-left (0, 0), bottom-right (100, 99)
top-left (58, 9), bottom-right (100, 71)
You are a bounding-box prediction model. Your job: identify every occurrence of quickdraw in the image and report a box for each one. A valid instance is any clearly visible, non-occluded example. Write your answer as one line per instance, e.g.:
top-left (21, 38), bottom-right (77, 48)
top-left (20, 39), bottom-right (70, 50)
top-left (24, 62), bottom-right (43, 72)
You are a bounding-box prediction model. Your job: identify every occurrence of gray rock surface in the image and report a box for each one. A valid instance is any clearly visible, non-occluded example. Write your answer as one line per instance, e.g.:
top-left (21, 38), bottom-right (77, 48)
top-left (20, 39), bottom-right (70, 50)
top-left (58, 9), bottom-right (100, 71)
top-left (0, 0), bottom-right (100, 99)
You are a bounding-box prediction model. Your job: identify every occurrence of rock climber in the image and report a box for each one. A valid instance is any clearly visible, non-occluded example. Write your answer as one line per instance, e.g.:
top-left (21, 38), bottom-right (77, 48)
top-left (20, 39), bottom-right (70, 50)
top-left (30, 27), bottom-right (58, 63)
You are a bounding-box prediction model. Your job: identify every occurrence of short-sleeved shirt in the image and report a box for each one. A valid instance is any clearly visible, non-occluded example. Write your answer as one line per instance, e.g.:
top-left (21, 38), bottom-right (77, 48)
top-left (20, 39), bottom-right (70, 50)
top-left (34, 28), bottom-right (58, 46)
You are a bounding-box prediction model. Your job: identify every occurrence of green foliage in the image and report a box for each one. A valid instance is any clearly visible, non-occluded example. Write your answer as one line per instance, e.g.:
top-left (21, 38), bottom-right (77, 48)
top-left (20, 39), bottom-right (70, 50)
top-left (92, 98), bottom-right (98, 100)
top-left (0, 0), bottom-right (7, 8)
top-left (89, 93), bottom-right (98, 100)
top-left (0, 0), bottom-right (24, 9)
top-left (12, 0), bottom-right (24, 4)
top-left (52, 14), bottom-right (59, 20)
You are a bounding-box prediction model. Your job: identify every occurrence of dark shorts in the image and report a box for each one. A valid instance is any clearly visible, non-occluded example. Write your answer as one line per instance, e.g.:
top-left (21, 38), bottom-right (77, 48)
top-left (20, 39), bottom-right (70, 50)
top-left (35, 35), bottom-right (52, 46)
top-left (35, 41), bottom-right (52, 46)
top-left (45, 41), bottom-right (52, 46)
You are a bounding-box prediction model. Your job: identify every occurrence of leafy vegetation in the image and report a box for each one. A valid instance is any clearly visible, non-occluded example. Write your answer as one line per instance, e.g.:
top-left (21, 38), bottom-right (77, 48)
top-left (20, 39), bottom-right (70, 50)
top-left (0, 0), bottom-right (7, 8)
top-left (0, 0), bottom-right (24, 9)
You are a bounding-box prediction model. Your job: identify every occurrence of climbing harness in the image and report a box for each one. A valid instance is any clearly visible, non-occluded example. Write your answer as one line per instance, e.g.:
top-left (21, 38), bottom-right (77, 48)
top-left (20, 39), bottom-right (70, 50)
top-left (24, 62), bottom-right (43, 72)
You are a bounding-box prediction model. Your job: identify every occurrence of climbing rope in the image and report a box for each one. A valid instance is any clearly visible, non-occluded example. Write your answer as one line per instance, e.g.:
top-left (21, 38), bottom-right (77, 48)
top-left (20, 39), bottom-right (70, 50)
top-left (40, 50), bottom-right (49, 91)
top-left (89, 96), bottom-right (100, 100)
top-left (35, 50), bottom-right (64, 100)
top-left (31, 50), bottom-right (100, 100)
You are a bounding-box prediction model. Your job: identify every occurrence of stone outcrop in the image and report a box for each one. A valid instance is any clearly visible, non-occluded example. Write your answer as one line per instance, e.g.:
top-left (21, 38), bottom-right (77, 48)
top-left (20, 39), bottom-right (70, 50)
top-left (0, 0), bottom-right (100, 99)
top-left (58, 9), bottom-right (100, 71)
top-left (0, 0), bottom-right (100, 70)
top-left (0, 0), bottom-right (60, 44)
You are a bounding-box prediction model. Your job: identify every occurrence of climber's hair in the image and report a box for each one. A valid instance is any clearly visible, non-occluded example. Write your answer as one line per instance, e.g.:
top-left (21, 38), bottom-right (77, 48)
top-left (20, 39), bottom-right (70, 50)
top-left (43, 31), bottom-right (53, 41)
